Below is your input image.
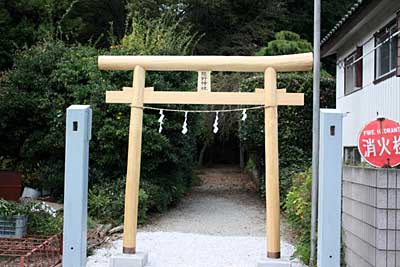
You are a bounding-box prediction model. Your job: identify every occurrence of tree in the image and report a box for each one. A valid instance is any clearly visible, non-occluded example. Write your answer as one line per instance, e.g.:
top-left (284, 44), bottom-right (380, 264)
top-left (279, 0), bottom-right (355, 41)
top-left (0, 0), bottom-right (126, 70)
top-left (126, 0), bottom-right (286, 55)
top-left (183, 0), bottom-right (286, 55)
top-left (59, 0), bottom-right (126, 47)
top-left (0, 0), bottom-right (74, 69)
top-left (256, 31), bottom-right (312, 56)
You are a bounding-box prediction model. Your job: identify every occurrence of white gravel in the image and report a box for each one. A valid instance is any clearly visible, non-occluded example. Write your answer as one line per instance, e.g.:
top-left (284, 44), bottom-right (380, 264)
top-left (87, 232), bottom-right (301, 267)
top-left (140, 191), bottom-right (266, 237)
top-left (87, 167), bottom-right (303, 267)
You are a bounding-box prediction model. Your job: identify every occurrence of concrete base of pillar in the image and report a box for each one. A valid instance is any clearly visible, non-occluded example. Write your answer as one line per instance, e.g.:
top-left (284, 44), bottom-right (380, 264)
top-left (109, 252), bottom-right (149, 267)
top-left (257, 257), bottom-right (292, 267)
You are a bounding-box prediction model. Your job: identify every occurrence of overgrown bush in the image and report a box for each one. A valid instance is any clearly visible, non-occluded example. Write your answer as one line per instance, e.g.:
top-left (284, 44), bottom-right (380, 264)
top-left (121, 14), bottom-right (201, 55)
top-left (27, 207), bottom-right (63, 236)
top-left (284, 168), bottom-right (312, 264)
top-left (0, 199), bottom-right (30, 217)
top-left (88, 178), bottom-right (149, 225)
top-left (239, 72), bottom-right (335, 201)
top-left (0, 199), bottom-right (63, 236)
top-left (0, 14), bottom-right (201, 225)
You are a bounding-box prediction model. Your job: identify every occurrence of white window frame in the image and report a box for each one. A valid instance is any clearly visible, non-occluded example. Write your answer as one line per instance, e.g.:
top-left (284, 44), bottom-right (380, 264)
top-left (344, 52), bottom-right (359, 95)
top-left (375, 22), bottom-right (398, 80)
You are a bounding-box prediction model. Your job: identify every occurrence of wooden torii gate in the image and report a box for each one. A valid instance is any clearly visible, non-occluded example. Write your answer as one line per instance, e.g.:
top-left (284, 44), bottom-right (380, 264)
top-left (98, 53), bottom-right (313, 259)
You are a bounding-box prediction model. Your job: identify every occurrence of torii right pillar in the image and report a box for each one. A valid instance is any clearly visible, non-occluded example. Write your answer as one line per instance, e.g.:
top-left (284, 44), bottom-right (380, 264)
top-left (264, 67), bottom-right (281, 259)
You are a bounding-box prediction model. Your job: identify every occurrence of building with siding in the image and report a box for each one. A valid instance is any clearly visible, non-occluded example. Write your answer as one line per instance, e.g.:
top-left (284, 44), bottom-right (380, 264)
top-left (322, 0), bottom-right (400, 163)
top-left (323, 2), bottom-right (400, 266)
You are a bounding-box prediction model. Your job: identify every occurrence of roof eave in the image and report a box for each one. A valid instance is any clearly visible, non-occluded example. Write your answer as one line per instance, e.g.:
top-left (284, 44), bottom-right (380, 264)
top-left (321, 0), bottom-right (378, 58)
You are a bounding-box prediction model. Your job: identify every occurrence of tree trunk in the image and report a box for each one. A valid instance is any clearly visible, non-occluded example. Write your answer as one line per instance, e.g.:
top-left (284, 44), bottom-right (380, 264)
top-left (239, 142), bottom-right (245, 170)
top-left (198, 143), bottom-right (208, 167)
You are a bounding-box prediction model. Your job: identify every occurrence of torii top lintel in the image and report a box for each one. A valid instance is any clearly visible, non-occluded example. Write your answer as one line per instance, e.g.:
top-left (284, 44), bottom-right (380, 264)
top-left (99, 53), bottom-right (313, 106)
top-left (98, 53), bottom-right (313, 72)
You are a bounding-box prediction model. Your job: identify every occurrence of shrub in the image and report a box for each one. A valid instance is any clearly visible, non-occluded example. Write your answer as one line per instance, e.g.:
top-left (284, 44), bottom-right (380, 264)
top-left (88, 178), bottom-right (149, 225)
top-left (0, 199), bottom-right (63, 236)
top-left (256, 31), bottom-right (312, 56)
top-left (27, 208), bottom-right (63, 236)
top-left (0, 14), bottom-right (201, 224)
top-left (121, 14), bottom-right (201, 56)
top-left (284, 168), bottom-right (312, 264)
top-left (0, 199), bottom-right (30, 217)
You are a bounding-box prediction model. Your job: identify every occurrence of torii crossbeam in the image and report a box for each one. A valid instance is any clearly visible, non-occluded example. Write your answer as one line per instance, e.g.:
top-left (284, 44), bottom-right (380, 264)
top-left (98, 53), bottom-right (313, 259)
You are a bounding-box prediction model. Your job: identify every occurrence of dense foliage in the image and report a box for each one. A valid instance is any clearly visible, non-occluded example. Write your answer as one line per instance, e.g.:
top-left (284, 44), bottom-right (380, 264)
top-left (127, 0), bottom-right (355, 55)
top-left (88, 179), bottom-right (149, 225)
top-left (0, 15), bottom-right (201, 225)
top-left (256, 31), bottom-right (312, 56)
top-left (1, 0), bottom-right (356, 70)
top-left (0, 0), bottom-right (128, 70)
top-left (0, 0), bottom-right (69, 69)
top-left (0, 199), bottom-right (63, 235)
top-left (284, 0), bottom-right (356, 41)
top-left (284, 168), bottom-right (312, 264)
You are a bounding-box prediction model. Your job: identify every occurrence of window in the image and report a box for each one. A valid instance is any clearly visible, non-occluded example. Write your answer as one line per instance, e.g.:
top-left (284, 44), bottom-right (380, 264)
top-left (344, 147), bottom-right (361, 165)
top-left (344, 47), bottom-right (362, 95)
top-left (375, 22), bottom-right (398, 79)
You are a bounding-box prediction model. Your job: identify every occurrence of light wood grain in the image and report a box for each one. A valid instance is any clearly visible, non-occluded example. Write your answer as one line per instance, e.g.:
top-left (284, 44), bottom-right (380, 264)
top-left (125, 87), bottom-right (286, 93)
top-left (264, 67), bottom-right (281, 258)
top-left (98, 53), bottom-right (313, 72)
top-left (256, 88), bottom-right (286, 93)
top-left (123, 66), bottom-right (146, 254)
top-left (106, 90), bottom-right (303, 106)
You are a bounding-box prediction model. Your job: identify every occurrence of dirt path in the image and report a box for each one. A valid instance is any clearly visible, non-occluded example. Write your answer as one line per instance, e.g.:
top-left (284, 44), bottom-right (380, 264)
top-left (87, 165), bottom-right (300, 267)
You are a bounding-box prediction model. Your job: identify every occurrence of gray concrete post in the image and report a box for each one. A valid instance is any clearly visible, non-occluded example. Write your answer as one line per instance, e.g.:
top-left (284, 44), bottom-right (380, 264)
top-left (317, 109), bottom-right (343, 267)
top-left (63, 105), bottom-right (92, 267)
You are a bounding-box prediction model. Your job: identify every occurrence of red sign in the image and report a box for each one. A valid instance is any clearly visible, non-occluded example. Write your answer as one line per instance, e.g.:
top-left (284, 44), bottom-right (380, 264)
top-left (358, 118), bottom-right (400, 168)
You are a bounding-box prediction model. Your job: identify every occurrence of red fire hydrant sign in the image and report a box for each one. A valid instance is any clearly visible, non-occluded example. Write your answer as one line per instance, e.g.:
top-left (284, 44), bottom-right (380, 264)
top-left (358, 118), bottom-right (400, 168)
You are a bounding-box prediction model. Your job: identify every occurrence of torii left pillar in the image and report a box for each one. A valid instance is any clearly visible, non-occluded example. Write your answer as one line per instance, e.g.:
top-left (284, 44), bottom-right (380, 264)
top-left (109, 66), bottom-right (149, 267)
top-left (264, 67), bottom-right (280, 259)
top-left (258, 68), bottom-right (291, 267)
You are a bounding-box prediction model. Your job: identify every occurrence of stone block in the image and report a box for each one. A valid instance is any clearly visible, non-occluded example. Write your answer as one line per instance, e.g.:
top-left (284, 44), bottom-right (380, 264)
top-left (257, 258), bottom-right (292, 267)
top-left (376, 188), bottom-right (398, 209)
top-left (342, 230), bottom-right (375, 265)
top-left (342, 213), bottom-right (376, 246)
top-left (377, 169), bottom-right (399, 189)
top-left (376, 229), bottom-right (400, 250)
top-left (376, 209), bottom-right (400, 229)
top-left (109, 252), bottom-right (148, 267)
top-left (343, 198), bottom-right (376, 227)
top-left (344, 247), bottom-right (374, 267)
top-left (375, 250), bottom-right (397, 267)
top-left (343, 181), bottom-right (376, 207)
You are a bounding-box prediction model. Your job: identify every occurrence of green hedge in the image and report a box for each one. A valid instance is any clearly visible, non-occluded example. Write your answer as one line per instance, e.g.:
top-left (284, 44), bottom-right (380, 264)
top-left (0, 41), bottom-right (201, 224)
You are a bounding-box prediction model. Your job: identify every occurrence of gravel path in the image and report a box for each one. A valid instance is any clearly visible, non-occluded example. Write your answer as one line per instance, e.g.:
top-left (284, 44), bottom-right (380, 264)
top-left (141, 166), bottom-right (264, 236)
top-left (87, 166), bottom-right (301, 267)
top-left (87, 232), bottom-right (299, 267)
